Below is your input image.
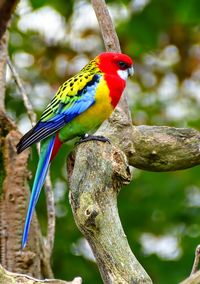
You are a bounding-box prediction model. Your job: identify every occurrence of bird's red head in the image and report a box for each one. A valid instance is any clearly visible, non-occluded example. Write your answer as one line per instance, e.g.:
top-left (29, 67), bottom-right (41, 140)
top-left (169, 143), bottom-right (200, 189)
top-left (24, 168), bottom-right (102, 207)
top-left (95, 52), bottom-right (133, 107)
top-left (97, 52), bottom-right (134, 80)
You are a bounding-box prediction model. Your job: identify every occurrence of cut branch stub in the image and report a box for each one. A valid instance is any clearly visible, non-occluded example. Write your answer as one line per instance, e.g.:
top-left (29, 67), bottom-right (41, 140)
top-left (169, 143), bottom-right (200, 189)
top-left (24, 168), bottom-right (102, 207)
top-left (97, 120), bottom-right (200, 172)
top-left (68, 141), bottom-right (152, 284)
top-left (131, 125), bottom-right (200, 171)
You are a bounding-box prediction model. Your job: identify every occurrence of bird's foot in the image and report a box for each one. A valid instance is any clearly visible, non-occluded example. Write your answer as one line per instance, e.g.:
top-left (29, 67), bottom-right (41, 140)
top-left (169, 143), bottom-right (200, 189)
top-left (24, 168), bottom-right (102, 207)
top-left (77, 134), bottom-right (110, 145)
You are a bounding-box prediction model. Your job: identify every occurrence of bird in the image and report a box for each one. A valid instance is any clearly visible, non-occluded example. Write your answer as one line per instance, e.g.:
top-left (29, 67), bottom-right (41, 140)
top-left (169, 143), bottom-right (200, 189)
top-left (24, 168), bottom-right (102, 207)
top-left (16, 52), bottom-right (134, 249)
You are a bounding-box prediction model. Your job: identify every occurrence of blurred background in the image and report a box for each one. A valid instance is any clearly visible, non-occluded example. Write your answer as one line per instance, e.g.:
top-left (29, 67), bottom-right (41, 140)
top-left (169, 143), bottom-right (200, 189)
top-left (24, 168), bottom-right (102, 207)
top-left (6, 0), bottom-right (200, 283)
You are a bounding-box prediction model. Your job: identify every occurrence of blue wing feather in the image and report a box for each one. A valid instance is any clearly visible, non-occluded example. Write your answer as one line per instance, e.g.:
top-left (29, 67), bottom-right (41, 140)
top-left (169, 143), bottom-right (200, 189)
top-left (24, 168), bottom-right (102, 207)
top-left (16, 74), bottom-right (101, 153)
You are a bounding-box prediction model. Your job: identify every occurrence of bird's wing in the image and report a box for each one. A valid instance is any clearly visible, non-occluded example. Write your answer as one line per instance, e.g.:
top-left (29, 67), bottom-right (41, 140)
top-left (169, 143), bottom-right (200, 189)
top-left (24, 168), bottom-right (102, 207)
top-left (17, 73), bottom-right (101, 153)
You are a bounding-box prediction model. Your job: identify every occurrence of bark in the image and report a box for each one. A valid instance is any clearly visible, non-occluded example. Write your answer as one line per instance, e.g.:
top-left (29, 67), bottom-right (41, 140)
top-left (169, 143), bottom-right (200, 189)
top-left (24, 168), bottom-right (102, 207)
top-left (0, 114), bottom-right (43, 277)
top-left (0, 264), bottom-right (82, 284)
top-left (0, 32), bottom-right (7, 111)
top-left (0, 0), bottom-right (19, 40)
top-left (180, 271), bottom-right (200, 284)
top-left (131, 125), bottom-right (200, 171)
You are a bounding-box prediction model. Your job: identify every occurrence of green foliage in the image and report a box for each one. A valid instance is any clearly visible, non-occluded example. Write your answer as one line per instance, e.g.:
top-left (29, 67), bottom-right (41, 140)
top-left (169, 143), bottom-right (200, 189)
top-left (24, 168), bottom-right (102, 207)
top-left (7, 0), bottom-right (200, 283)
top-left (29, 0), bottom-right (73, 17)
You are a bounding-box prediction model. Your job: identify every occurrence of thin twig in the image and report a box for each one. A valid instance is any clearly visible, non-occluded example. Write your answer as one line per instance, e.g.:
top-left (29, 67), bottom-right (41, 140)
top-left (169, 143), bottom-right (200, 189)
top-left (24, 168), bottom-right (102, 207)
top-left (44, 173), bottom-right (56, 254)
top-left (7, 56), bottom-right (37, 127)
top-left (0, 32), bottom-right (7, 112)
top-left (91, 0), bottom-right (121, 52)
top-left (191, 245), bottom-right (200, 275)
top-left (7, 56), bottom-right (55, 256)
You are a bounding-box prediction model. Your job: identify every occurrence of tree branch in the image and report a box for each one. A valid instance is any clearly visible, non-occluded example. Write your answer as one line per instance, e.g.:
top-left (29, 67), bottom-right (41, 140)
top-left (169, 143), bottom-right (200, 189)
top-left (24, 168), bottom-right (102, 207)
top-left (97, 116), bottom-right (200, 171)
top-left (7, 56), bottom-right (37, 128)
top-left (0, 264), bottom-right (82, 284)
top-left (91, 0), bottom-right (121, 53)
top-left (68, 142), bottom-right (152, 284)
top-left (180, 271), bottom-right (200, 284)
top-left (0, 33), bottom-right (7, 112)
top-left (44, 174), bottom-right (56, 255)
top-left (190, 245), bottom-right (200, 275)
top-left (130, 125), bottom-right (200, 171)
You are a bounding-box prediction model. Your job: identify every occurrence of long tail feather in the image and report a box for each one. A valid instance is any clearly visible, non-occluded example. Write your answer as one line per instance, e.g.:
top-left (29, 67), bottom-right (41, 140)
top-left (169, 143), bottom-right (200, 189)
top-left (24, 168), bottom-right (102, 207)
top-left (21, 135), bottom-right (56, 249)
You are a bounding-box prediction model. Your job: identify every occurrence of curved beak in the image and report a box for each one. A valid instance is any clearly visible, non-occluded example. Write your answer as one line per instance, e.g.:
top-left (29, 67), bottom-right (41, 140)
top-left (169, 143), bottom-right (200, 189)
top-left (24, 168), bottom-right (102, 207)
top-left (128, 66), bottom-right (134, 77)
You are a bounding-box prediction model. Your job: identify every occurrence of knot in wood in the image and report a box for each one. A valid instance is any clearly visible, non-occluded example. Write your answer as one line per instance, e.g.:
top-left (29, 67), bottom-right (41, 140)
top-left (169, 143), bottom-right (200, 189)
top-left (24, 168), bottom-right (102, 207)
top-left (18, 250), bottom-right (36, 267)
top-left (112, 148), bottom-right (131, 186)
top-left (8, 193), bottom-right (15, 202)
top-left (84, 205), bottom-right (99, 228)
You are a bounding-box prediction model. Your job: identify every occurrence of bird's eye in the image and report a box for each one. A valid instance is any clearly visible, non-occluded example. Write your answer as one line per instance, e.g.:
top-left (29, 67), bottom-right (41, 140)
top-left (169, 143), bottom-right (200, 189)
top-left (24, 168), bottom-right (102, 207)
top-left (118, 61), bottom-right (129, 69)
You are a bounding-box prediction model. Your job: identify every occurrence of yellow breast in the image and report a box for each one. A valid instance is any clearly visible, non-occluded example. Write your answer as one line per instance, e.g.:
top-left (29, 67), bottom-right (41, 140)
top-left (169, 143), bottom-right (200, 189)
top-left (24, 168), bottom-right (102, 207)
top-left (75, 77), bottom-right (113, 129)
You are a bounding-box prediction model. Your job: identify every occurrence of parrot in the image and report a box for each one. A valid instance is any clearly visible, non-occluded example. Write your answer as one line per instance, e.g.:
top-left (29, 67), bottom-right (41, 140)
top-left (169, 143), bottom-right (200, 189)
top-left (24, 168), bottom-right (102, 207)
top-left (16, 52), bottom-right (134, 249)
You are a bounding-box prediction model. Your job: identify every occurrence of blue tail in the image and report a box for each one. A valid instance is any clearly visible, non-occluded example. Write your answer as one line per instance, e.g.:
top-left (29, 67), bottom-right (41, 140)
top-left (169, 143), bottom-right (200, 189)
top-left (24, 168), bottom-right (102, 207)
top-left (22, 135), bottom-right (56, 249)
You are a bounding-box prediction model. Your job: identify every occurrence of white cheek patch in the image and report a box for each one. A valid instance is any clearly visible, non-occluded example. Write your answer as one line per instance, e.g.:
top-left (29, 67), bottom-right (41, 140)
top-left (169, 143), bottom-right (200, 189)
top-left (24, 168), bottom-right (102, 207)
top-left (117, 69), bottom-right (128, 81)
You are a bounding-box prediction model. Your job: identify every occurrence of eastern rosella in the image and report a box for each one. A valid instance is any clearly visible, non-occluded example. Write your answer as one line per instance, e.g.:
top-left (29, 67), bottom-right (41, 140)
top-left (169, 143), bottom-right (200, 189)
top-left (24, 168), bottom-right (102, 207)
top-left (17, 52), bottom-right (134, 248)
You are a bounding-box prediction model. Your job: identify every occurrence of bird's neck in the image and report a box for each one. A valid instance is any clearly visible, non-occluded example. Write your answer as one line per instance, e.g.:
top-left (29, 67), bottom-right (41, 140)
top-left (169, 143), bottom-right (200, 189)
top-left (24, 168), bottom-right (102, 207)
top-left (104, 74), bottom-right (126, 108)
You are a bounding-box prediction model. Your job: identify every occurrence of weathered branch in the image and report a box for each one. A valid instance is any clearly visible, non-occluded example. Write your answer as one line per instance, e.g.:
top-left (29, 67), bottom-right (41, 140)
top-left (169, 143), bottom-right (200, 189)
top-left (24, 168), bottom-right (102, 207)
top-left (97, 114), bottom-right (200, 171)
top-left (131, 125), bottom-right (200, 171)
top-left (68, 142), bottom-right (152, 284)
top-left (181, 271), bottom-right (200, 284)
top-left (190, 245), bottom-right (200, 275)
top-left (0, 264), bottom-right (82, 284)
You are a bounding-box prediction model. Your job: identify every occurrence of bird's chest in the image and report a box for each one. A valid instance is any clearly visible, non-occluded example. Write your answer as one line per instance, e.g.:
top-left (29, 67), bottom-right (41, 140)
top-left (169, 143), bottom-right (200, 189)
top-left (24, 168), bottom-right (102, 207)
top-left (77, 78), bottom-right (114, 129)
